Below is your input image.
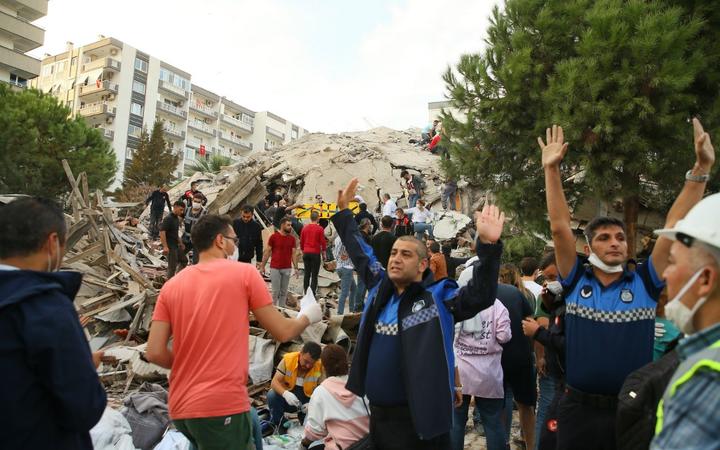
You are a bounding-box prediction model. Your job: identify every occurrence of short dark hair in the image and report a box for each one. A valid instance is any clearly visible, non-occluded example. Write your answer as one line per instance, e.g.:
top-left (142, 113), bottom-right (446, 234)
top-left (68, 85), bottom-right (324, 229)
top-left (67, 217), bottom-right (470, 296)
top-left (539, 251), bottom-right (556, 270)
top-left (191, 181), bottom-right (199, 187)
top-left (585, 216), bottom-right (626, 244)
top-left (429, 241), bottom-right (440, 253)
top-left (321, 344), bottom-right (348, 377)
top-left (519, 257), bottom-right (538, 276)
top-left (301, 341), bottom-right (322, 360)
top-left (396, 208), bottom-right (404, 214)
top-left (190, 214), bottom-right (232, 252)
top-left (381, 215), bottom-right (394, 228)
top-left (310, 211), bottom-right (320, 221)
top-left (0, 197), bottom-right (67, 259)
top-left (173, 200), bottom-right (186, 208)
top-left (241, 205), bottom-right (254, 214)
top-left (192, 192), bottom-right (204, 200)
top-left (396, 236), bottom-right (428, 260)
top-left (359, 203), bottom-right (368, 211)
top-left (279, 217), bottom-right (292, 226)
top-left (400, 170), bottom-right (409, 177)
top-left (441, 244), bottom-right (451, 256)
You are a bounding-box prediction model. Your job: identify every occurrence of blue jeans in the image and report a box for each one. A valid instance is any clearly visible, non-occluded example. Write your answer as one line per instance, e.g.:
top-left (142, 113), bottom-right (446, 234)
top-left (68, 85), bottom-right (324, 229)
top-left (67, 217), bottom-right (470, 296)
top-left (267, 387), bottom-right (309, 426)
top-left (409, 193), bottom-right (419, 208)
top-left (353, 272), bottom-right (367, 313)
top-left (534, 374), bottom-right (556, 450)
top-left (502, 384), bottom-right (514, 445)
top-left (336, 267), bottom-right (356, 314)
top-left (250, 407), bottom-right (263, 450)
top-left (453, 396), bottom-right (506, 450)
top-left (413, 222), bottom-right (434, 240)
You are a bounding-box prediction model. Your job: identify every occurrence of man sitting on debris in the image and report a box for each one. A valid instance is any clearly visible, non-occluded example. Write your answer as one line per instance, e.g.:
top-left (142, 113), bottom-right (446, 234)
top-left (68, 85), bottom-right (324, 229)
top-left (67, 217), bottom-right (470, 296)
top-left (232, 205), bottom-right (264, 267)
top-left (146, 214), bottom-right (322, 450)
top-left (145, 185), bottom-right (172, 240)
top-left (393, 208), bottom-right (414, 237)
top-left (302, 344), bottom-right (370, 450)
top-left (406, 199), bottom-right (435, 240)
top-left (371, 215), bottom-right (397, 269)
top-left (160, 200), bottom-right (187, 279)
top-left (268, 341), bottom-right (324, 428)
top-left (381, 193), bottom-right (397, 218)
top-left (261, 217), bottom-right (299, 307)
top-left (331, 178), bottom-right (504, 448)
top-left (0, 197), bottom-right (107, 450)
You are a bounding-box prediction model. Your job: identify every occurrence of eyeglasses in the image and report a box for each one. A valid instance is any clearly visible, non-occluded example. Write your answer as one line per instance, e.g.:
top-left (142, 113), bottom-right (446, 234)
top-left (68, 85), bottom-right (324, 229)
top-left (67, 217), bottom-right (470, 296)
top-left (676, 232), bottom-right (694, 249)
top-left (222, 235), bottom-right (239, 244)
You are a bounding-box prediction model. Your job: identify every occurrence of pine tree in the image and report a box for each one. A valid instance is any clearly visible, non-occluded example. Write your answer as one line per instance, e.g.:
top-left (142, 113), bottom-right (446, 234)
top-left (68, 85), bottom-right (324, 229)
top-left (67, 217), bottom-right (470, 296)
top-left (442, 0), bottom-right (716, 255)
top-left (123, 120), bottom-right (179, 188)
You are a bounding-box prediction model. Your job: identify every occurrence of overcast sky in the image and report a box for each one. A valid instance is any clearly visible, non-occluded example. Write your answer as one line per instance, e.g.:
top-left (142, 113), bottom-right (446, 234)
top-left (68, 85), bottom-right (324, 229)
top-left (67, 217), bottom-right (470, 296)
top-left (30, 0), bottom-right (498, 133)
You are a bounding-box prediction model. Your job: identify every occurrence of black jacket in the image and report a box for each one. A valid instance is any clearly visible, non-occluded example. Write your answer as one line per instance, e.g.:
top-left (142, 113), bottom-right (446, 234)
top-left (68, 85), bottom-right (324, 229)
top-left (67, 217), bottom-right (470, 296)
top-left (0, 269), bottom-right (107, 450)
top-left (232, 218), bottom-right (264, 262)
top-left (533, 297), bottom-right (566, 380)
top-left (371, 231), bottom-right (396, 269)
top-left (145, 190), bottom-right (171, 213)
top-left (331, 209), bottom-right (501, 439)
top-left (354, 210), bottom-right (378, 234)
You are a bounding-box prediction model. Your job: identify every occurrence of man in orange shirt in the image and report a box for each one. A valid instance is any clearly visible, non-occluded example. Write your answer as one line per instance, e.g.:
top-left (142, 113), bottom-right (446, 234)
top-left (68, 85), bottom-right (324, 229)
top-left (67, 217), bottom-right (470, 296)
top-left (146, 214), bottom-right (322, 449)
top-left (429, 241), bottom-right (448, 280)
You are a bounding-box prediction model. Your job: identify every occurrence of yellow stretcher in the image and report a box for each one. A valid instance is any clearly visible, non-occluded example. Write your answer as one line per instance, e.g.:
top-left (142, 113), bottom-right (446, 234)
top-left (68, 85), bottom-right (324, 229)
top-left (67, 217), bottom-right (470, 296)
top-left (294, 202), bottom-right (360, 219)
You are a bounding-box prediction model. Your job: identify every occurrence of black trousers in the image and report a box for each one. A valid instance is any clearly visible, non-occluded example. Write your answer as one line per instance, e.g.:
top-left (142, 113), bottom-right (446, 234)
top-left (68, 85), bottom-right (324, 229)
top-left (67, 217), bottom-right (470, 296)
top-left (167, 245), bottom-right (187, 279)
top-left (538, 380), bottom-right (564, 450)
top-left (303, 253), bottom-right (321, 294)
top-left (557, 387), bottom-right (618, 450)
top-left (149, 211), bottom-right (163, 239)
top-left (369, 404), bottom-right (451, 450)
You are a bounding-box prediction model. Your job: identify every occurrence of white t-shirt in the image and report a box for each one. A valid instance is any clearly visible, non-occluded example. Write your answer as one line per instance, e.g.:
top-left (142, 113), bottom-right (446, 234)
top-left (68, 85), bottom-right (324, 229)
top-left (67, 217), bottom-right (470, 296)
top-left (382, 199), bottom-right (397, 217)
top-left (405, 207), bottom-right (434, 223)
top-left (523, 279), bottom-right (543, 299)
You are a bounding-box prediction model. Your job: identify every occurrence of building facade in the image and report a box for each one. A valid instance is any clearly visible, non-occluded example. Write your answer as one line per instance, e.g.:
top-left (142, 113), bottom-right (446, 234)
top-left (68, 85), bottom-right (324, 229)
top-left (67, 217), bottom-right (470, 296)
top-left (31, 36), bottom-right (309, 188)
top-left (0, 0), bottom-right (47, 88)
top-left (427, 100), bottom-right (465, 124)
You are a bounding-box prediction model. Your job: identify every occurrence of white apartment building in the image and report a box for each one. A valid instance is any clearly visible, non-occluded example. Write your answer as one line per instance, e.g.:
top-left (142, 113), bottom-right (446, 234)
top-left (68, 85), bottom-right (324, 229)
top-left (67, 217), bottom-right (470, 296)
top-left (31, 36), bottom-right (308, 188)
top-left (251, 111), bottom-right (309, 151)
top-left (427, 100), bottom-right (465, 124)
top-left (0, 0), bottom-right (47, 88)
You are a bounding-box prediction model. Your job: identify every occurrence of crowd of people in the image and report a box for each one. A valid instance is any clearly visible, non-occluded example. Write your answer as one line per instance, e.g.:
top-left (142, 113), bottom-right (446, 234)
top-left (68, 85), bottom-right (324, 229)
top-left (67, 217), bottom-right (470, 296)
top-left (0, 118), bottom-right (718, 450)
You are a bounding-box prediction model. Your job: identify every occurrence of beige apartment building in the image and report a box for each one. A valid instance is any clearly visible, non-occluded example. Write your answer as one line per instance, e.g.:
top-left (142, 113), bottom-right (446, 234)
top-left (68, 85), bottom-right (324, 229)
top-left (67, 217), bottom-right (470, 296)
top-left (32, 36), bottom-right (309, 188)
top-left (0, 0), bottom-right (47, 88)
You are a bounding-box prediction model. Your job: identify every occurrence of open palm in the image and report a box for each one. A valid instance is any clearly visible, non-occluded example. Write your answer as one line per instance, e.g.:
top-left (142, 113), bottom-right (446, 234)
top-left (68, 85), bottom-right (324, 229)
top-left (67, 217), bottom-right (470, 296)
top-left (693, 118), bottom-right (715, 171)
top-left (538, 125), bottom-right (568, 168)
top-left (475, 204), bottom-right (505, 244)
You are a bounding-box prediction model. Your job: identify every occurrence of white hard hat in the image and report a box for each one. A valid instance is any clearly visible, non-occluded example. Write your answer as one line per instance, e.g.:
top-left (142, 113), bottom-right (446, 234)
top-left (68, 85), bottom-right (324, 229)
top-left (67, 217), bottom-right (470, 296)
top-left (655, 192), bottom-right (720, 251)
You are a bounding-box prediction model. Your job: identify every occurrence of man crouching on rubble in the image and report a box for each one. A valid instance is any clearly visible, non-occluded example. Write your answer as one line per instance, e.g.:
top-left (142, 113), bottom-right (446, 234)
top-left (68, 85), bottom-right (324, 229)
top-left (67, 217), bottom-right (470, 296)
top-left (146, 214), bottom-right (323, 449)
top-left (331, 178), bottom-right (504, 449)
top-left (0, 197), bottom-right (107, 450)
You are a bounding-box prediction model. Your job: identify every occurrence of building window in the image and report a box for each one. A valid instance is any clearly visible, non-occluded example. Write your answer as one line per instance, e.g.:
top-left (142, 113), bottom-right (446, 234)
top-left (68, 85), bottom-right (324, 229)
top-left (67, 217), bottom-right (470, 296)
top-left (130, 102), bottom-right (144, 116)
top-left (9, 74), bottom-right (27, 88)
top-left (41, 65), bottom-right (52, 77)
top-left (132, 80), bottom-right (146, 94)
top-left (241, 114), bottom-right (254, 126)
top-left (128, 124), bottom-right (142, 137)
top-left (160, 68), bottom-right (190, 91)
top-left (56, 61), bottom-right (66, 73)
top-left (134, 58), bottom-right (148, 73)
top-left (291, 129), bottom-right (298, 139)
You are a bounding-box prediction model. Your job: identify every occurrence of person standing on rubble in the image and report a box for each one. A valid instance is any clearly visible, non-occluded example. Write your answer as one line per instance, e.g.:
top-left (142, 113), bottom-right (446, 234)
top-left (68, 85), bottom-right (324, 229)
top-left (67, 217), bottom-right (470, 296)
top-left (381, 193), bottom-right (397, 218)
top-left (146, 214), bottom-right (323, 450)
top-left (261, 217), bottom-right (299, 307)
top-left (331, 178), bottom-right (504, 448)
top-left (182, 181), bottom-right (207, 208)
top-left (0, 197), bottom-right (107, 450)
top-left (182, 193), bottom-right (207, 265)
top-left (145, 185), bottom-right (172, 240)
top-left (232, 205), bottom-right (264, 267)
top-left (400, 170), bottom-right (426, 208)
top-left (355, 203), bottom-right (378, 234)
top-left (160, 200), bottom-right (187, 279)
top-left (300, 211), bottom-right (326, 295)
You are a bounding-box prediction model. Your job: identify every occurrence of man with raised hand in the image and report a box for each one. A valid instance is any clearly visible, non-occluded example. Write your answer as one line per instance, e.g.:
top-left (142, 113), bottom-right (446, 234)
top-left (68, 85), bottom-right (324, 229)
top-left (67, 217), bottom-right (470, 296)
top-left (331, 178), bottom-right (504, 449)
top-left (539, 119), bottom-right (714, 450)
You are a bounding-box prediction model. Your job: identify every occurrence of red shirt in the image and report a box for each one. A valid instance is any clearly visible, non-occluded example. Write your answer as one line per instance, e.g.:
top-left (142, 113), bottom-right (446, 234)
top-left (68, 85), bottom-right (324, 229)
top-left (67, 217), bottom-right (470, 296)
top-left (300, 223), bottom-right (327, 255)
top-left (428, 134), bottom-right (442, 150)
top-left (268, 232), bottom-right (296, 269)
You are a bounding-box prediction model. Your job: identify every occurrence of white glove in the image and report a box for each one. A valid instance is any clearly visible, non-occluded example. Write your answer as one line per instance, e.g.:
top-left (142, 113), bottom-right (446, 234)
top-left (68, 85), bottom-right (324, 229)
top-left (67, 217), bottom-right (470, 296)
top-left (298, 287), bottom-right (323, 324)
top-left (655, 321), bottom-right (666, 339)
top-left (282, 390), bottom-right (302, 408)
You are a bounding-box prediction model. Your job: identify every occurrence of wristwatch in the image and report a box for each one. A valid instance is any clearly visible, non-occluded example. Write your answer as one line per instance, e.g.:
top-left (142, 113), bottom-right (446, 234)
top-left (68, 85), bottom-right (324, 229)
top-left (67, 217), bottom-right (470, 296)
top-left (685, 170), bottom-right (710, 183)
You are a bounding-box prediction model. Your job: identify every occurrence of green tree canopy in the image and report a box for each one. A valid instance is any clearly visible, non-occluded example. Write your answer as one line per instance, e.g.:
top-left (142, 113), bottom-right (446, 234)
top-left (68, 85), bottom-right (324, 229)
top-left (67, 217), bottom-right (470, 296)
top-left (123, 120), bottom-right (179, 189)
top-left (0, 84), bottom-right (116, 197)
top-left (442, 0), bottom-right (718, 254)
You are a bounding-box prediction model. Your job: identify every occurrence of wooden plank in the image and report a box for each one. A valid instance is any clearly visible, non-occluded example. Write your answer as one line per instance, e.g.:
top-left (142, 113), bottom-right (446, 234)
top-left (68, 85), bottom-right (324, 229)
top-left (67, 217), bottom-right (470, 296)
top-left (83, 292), bottom-right (144, 317)
top-left (80, 172), bottom-right (90, 208)
top-left (62, 160), bottom-right (101, 236)
top-left (64, 242), bottom-right (103, 264)
top-left (124, 296), bottom-right (146, 344)
top-left (113, 253), bottom-right (153, 289)
top-left (64, 218), bottom-right (92, 252)
top-left (79, 292), bottom-right (116, 309)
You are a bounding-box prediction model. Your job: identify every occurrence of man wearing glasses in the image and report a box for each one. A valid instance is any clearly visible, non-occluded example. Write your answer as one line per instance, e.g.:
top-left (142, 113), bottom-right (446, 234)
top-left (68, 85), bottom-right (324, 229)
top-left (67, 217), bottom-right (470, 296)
top-left (146, 214), bottom-right (322, 450)
top-left (539, 119), bottom-right (714, 450)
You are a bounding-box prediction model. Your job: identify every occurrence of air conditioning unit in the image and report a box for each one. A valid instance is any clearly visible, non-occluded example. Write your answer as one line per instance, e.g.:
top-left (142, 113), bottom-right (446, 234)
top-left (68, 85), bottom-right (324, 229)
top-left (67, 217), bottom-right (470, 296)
top-left (106, 117), bottom-right (113, 124)
top-left (110, 48), bottom-right (118, 56)
top-left (108, 94), bottom-right (116, 101)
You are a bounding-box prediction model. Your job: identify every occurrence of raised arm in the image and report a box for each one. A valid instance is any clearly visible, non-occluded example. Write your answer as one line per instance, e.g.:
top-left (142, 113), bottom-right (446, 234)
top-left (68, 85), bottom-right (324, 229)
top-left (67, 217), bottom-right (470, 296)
top-left (651, 118), bottom-right (715, 276)
top-left (331, 179), bottom-right (384, 289)
top-left (539, 125), bottom-right (576, 278)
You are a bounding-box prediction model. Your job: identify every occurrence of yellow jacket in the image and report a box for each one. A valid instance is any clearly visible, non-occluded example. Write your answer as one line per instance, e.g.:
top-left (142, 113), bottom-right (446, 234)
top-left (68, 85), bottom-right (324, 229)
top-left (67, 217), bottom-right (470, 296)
top-left (281, 351), bottom-right (324, 397)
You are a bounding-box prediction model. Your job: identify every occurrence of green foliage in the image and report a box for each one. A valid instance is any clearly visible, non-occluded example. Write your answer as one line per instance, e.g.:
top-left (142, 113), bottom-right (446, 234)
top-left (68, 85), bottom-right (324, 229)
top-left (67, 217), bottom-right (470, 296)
top-left (442, 0), bottom-right (718, 241)
top-left (123, 120), bottom-right (179, 189)
top-left (184, 153), bottom-right (233, 176)
top-left (0, 84), bottom-right (116, 196)
top-left (501, 232), bottom-right (549, 264)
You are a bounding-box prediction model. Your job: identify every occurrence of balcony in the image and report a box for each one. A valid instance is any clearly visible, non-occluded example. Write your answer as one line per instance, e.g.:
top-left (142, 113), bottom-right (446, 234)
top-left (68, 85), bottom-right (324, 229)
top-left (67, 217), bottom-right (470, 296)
top-left (188, 120), bottom-right (216, 137)
top-left (162, 125), bottom-right (186, 140)
top-left (218, 131), bottom-right (253, 151)
top-left (0, 45), bottom-right (40, 79)
top-left (221, 114), bottom-right (252, 133)
top-left (99, 127), bottom-right (114, 140)
top-left (81, 57), bottom-right (121, 73)
top-left (78, 80), bottom-right (118, 97)
top-left (266, 126), bottom-right (285, 140)
top-left (159, 79), bottom-right (189, 99)
top-left (157, 101), bottom-right (187, 119)
top-left (0, 10), bottom-right (44, 53)
top-left (78, 101), bottom-right (116, 118)
top-left (190, 102), bottom-right (217, 119)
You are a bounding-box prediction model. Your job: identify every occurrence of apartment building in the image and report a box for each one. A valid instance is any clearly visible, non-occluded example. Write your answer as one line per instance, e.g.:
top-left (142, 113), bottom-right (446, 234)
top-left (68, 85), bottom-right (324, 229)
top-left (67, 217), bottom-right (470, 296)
top-left (0, 0), bottom-right (47, 88)
top-left (251, 111), bottom-right (309, 151)
top-left (427, 100), bottom-right (465, 124)
top-left (31, 36), bottom-right (308, 188)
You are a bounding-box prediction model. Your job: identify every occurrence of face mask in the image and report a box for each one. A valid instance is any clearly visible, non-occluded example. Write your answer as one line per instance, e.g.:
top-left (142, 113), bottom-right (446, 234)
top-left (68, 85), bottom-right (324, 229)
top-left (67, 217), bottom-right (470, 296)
top-left (664, 268), bottom-right (708, 335)
top-left (46, 238), bottom-right (61, 272)
top-left (192, 201), bottom-right (202, 210)
top-left (546, 280), bottom-right (563, 295)
top-left (588, 252), bottom-right (624, 274)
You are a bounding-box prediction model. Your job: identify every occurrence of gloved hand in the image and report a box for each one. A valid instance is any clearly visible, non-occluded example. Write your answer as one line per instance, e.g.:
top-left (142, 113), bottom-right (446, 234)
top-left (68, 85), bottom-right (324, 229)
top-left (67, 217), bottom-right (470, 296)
top-left (298, 287), bottom-right (323, 324)
top-left (282, 390), bottom-right (302, 408)
top-left (655, 321), bottom-right (666, 339)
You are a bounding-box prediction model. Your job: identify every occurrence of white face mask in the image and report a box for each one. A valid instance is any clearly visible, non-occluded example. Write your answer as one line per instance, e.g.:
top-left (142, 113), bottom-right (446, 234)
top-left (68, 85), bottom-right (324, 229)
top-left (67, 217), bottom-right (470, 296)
top-left (546, 280), bottom-right (563, 295)
top-left (46, 239), bottom-right (61, 272)
top-left (192, 201), bottom-right (202, 210)
top-left (664, 268), bottom-right (708, 335)
top-left (588, 252), bottom-right (624, 274)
